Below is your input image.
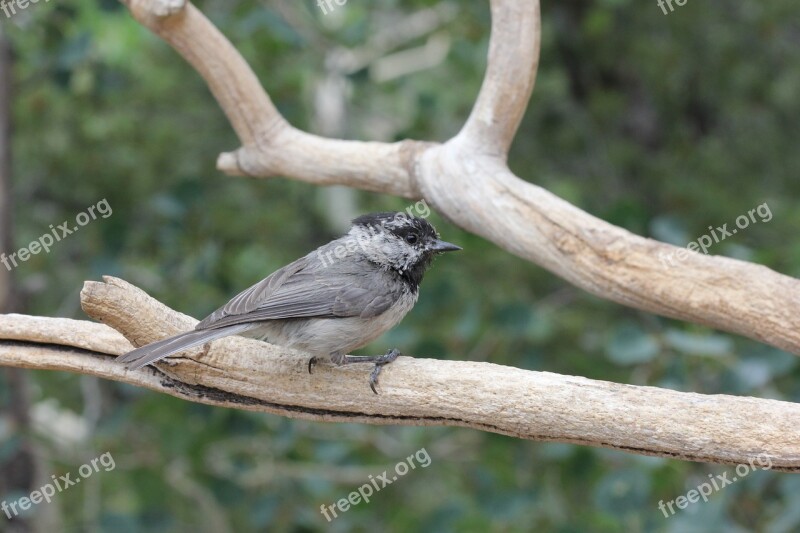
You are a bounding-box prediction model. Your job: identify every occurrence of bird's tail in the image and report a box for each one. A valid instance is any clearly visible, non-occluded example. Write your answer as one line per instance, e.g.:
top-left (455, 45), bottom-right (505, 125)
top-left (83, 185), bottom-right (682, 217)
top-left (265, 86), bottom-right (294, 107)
top-left (117, 324), bottom-right (254, 370)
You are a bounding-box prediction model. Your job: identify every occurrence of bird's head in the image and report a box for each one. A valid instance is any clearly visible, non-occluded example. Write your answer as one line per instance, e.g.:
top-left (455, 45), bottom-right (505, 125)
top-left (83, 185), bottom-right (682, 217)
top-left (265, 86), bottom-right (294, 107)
top-left (348, 212), bottom-right (461, 287)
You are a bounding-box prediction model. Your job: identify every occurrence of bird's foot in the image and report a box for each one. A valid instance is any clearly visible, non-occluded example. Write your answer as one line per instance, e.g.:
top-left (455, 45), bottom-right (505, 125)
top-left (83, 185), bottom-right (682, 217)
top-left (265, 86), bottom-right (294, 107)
top-left (333, 349), bottom-right (401, 394)
top-left (368, 349), bottom-right (401, 394)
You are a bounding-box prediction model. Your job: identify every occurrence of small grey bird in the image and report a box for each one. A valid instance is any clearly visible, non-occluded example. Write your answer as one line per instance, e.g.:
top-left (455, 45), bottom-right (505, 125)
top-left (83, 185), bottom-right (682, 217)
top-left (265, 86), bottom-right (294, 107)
top-left (117, 212), bottom-right (460, 393)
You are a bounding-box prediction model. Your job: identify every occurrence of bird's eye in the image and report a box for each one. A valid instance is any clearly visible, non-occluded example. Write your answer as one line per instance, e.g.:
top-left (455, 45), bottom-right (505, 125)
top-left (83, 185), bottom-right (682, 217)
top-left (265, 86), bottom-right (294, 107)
top-left (405, 233), bottom-right (419, 244)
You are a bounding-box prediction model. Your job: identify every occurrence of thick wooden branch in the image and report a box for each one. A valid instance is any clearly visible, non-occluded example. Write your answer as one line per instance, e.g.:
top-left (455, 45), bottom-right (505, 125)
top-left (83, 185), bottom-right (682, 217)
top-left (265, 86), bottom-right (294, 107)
top-left (419, 152), bottom-right (800, 354)
top-left (122, 0), bottom-right (283, 146)
top-left (0, 277), bottom-right (798, 471)
top-left (119, 0), bottom-right (800, 356)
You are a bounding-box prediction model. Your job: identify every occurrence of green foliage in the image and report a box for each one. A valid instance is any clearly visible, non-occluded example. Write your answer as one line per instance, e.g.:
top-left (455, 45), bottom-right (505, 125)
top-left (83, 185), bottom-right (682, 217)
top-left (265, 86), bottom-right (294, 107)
top-left (2, 0), bottom-right (799, 531)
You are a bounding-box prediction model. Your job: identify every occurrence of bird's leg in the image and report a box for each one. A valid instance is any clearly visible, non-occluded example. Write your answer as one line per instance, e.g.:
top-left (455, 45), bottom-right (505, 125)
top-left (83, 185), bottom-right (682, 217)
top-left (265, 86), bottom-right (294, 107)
top-left (331, 349), bottom-right (401, 394)
top-left (367, 349), bottom-right (401, 394)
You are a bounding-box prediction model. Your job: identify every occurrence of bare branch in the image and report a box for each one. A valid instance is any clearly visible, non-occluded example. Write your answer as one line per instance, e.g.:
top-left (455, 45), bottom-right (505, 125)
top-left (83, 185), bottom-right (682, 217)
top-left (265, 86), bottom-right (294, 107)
top-left (117, 0), bottom-right (800, 356)
top-left (216, 132), bottom-right (428, 198)
top-left (0, 278), bottom-right (797, 471)
top-left (122, 0), bottom-right (424, 196)
top-left (122, 0), bottom-right (283, 146)
top-left (417, 152), bottom-right (800, 355)
top-left (457, 0), bottom-right (541, 157)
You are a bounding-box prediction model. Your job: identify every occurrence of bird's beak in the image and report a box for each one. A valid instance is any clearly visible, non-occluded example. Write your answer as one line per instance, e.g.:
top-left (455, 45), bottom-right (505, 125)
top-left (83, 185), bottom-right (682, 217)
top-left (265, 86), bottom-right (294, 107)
top-left (430, 239), bottom-right (462, 253)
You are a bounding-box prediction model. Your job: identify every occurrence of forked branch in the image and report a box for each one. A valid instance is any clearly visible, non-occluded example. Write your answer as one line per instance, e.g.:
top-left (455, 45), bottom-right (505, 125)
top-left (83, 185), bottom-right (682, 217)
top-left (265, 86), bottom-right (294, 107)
top-left (120, 0), bottom-right (800, 355)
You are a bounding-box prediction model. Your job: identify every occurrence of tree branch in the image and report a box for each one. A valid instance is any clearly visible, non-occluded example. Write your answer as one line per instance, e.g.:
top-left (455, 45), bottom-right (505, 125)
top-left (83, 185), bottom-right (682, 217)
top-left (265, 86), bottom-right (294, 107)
top-left (118, 0), bottom-right (800, 356)
top-left (121, 0), bottom-right (426, 197)
top-left (458, 0), bottom-right (541, 157)
top-left (0, 277), bottom-right (798, 471)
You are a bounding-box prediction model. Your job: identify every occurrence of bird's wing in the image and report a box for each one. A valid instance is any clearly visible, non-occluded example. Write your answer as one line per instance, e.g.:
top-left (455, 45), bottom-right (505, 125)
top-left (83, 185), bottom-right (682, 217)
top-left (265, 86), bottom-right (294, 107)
top-left (196, 254), bottom-right (400, 330)
top-left (196, 255), bottom-right (309, 329)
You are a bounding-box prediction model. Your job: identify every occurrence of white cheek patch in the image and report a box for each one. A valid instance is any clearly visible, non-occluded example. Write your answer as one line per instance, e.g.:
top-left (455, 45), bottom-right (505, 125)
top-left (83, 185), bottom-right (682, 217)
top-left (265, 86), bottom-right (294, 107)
top-left (348, 226), bottom-right (424, 272)
top-left (394, 245), bottom-right (423, 273)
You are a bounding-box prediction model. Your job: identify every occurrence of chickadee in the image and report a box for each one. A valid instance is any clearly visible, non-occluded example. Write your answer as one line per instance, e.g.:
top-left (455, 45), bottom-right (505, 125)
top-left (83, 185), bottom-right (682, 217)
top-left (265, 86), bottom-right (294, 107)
top-left (117, 212), bottom-right (460, 393)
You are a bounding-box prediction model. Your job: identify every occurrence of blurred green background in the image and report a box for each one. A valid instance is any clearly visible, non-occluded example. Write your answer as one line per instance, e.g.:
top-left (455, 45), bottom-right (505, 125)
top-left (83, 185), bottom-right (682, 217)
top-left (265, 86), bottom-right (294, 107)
top-left (1, 0), bottom-right (799, 531)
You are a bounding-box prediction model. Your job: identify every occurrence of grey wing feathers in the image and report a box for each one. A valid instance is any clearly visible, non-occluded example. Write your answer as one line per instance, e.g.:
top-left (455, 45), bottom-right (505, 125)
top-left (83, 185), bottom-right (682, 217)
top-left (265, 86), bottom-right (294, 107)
top-left (117, 324), bottom-right (253, 370)
top-left (195, 253), bottom-right (400, 330)
top-left (196, 256), bottom-right (308, 329)
top-left (333, 287), bottom-right (396, 318)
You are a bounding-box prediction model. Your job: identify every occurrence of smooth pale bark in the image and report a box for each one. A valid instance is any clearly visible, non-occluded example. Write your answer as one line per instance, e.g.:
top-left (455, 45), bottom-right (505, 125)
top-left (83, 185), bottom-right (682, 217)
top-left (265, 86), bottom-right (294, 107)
top-left (0, 277), bottom-right (796, 471)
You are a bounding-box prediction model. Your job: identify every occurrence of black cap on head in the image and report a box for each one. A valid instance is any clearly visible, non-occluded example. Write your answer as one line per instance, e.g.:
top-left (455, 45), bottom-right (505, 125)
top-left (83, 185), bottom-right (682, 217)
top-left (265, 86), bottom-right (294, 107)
top-left (352, 212), bottom-right (438, 240)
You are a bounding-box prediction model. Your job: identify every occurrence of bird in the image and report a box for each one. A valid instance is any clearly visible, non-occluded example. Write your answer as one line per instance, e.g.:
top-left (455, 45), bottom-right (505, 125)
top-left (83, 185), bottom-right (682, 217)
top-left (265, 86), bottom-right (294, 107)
top-left (117, 211), bottom-right (461, 393)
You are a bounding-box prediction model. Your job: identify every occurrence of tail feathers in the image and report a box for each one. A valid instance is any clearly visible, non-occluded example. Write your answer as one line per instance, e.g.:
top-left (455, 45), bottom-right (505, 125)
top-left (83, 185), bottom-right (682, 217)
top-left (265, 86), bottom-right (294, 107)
top-left (117, 324), bottom-right (254, 370)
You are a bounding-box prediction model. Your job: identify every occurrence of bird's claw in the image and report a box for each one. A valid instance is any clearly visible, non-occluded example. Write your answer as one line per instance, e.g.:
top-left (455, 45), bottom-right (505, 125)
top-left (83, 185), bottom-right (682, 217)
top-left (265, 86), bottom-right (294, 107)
top-left (307, 356), bottom-right (318, 374)
top-left (369, 348), bottom-right (401, 394)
